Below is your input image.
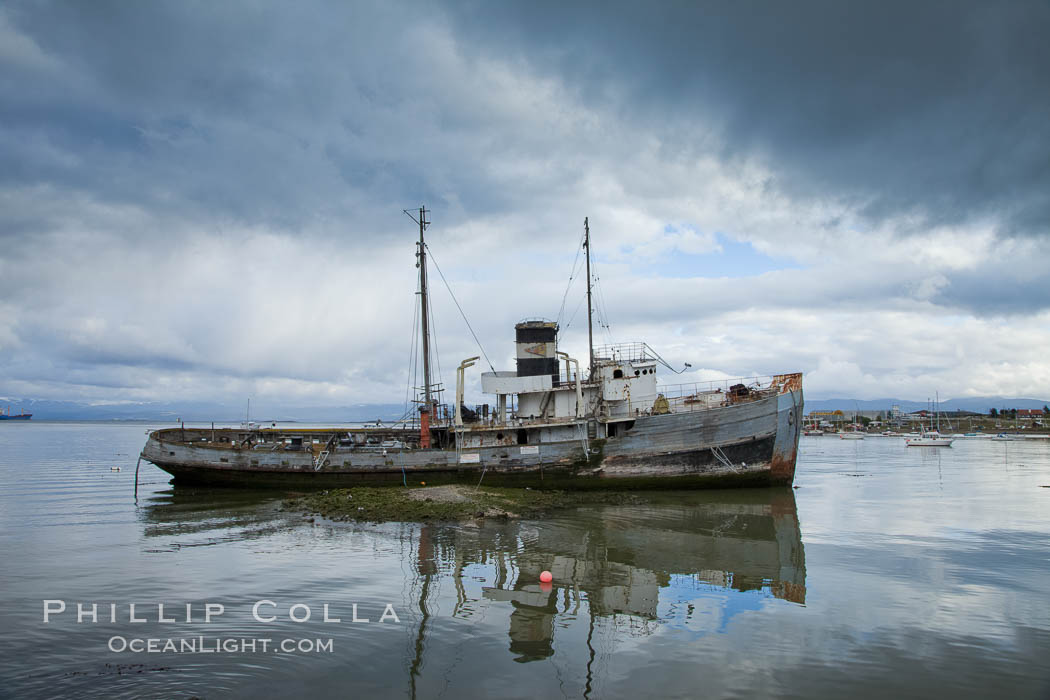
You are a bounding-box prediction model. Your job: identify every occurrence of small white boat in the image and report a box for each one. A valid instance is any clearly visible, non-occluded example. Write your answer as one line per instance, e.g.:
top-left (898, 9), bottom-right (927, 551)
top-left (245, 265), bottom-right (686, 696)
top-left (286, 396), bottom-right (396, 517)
top-left (906, 436), bottom-right (953, 447)
top-left (906, 394), bottom-right (953, 446)
top-left (990, 433), bottom-right (1014, 442)
top-left (906, 423), bottom-right (952, 447)
top-left (803, 429), bottom-right (824, 436)
top-left (840, 433), bottom-right (865, 440)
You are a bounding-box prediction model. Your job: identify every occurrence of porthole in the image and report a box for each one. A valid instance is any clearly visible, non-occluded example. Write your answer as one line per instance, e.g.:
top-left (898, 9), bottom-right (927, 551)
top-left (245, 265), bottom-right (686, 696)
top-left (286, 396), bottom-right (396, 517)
top-left (635, 369), bottom-right (640, 376)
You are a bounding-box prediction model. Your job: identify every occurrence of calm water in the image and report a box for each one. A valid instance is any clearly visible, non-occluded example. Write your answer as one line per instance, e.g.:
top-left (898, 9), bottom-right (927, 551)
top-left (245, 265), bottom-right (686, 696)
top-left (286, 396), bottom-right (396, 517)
top-left (1, 423), bottom-right (1048, 699)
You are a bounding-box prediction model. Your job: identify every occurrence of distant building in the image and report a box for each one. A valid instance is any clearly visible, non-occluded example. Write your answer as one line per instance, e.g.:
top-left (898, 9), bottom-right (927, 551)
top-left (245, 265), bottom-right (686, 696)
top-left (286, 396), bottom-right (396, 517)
top-left (808, 410), bottom-right (846, 425)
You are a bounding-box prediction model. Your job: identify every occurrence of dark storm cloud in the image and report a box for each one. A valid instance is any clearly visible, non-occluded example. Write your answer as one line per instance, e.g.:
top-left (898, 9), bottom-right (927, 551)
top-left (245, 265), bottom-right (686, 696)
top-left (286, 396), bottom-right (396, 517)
top-left (0, 0), bottom-right (501, 237)
top-left (442, 0), bottom-right (1050, 238)
top-left (8, 0), bottom-right (1045, 242)
top-left (931, 265), bottom-right (1050, 315)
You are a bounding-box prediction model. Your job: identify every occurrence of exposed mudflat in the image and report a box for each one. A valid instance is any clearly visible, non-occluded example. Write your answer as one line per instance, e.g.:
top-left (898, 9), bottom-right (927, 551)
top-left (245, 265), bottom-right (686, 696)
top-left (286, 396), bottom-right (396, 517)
top-left (405, 485), bottom-right (473, 503)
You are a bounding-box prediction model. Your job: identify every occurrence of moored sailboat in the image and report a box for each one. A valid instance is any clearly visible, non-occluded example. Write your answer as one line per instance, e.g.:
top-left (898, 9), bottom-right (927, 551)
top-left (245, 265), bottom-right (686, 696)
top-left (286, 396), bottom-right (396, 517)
top-left (906, 394), bottom-right (953, 447)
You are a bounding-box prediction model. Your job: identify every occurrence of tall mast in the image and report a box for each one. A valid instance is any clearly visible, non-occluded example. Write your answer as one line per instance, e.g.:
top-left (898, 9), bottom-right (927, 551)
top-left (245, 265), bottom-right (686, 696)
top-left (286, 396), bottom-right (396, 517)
top-left (584, 216), bottom-right (594, 376)
top-left (417, 205), bottom-right (433, 409)
top-left (405, 205), bottom-right (433, 411)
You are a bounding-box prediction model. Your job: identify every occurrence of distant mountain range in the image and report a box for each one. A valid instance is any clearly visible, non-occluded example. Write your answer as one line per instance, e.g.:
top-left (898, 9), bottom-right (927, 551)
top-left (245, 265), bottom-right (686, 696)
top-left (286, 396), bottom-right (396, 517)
top-left (1, 395), bottom-right (1047, 421)
top-left (0, 398), bottom-right (407, 422)
top-left (805, 396), bottom-right (1050, 414)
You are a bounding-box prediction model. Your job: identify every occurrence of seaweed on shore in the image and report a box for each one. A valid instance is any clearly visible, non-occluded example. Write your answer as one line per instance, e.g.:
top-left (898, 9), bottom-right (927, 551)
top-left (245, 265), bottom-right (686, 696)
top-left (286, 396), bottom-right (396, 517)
top-left (282, 485), bottom-right (651, 523)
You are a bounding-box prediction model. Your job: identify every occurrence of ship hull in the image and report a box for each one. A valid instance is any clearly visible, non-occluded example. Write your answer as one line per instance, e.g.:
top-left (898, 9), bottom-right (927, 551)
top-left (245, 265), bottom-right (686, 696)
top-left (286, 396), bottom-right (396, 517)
top-left (0, 414), bottom-right (32, 420)
top-left (141, 388), bottom-right (803, 490)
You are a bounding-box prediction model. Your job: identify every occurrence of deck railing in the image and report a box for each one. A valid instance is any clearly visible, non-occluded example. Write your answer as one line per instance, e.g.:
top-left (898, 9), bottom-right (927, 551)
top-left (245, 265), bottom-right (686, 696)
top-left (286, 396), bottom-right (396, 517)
top-left (593, 342), bottom-right (657, 364)
top-left (650, 375), bottom-right (779, 415)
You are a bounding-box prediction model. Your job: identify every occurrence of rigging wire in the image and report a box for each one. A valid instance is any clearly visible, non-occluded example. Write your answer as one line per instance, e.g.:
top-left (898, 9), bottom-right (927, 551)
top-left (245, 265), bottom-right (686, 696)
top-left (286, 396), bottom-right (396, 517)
top-left (403, 273), bottom-right (422, 422)
top-left (590, 256), bottom-right (616, 347)
top-left (644, 342), bottom-right (691, 374)
top-left (424, 242), bottom-right (497, 373)
top-left (564, 292), bottom-right (587, 330)
top-left (555, 229), bottom-right (587, 327)
top-left (427, 278), bottom-right (444, 409)
top-left (590, 256), bottom-right (615, 344)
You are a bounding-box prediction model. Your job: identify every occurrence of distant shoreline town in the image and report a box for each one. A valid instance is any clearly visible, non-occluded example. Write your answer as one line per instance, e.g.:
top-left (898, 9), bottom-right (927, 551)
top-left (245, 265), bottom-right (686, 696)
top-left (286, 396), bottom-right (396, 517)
top-left (808, 405), bottom-right (1048, 432)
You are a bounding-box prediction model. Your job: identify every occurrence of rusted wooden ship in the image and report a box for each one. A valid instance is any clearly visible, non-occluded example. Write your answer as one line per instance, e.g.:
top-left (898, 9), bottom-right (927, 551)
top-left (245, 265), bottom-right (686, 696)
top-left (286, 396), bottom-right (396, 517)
top-left (141, 210), bottom-right (803, 489)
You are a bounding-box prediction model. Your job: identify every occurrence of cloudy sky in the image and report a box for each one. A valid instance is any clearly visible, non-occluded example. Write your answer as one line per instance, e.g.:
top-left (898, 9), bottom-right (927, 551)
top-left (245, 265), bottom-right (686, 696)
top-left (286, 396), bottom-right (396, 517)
top-left (2, 0), bottom-right (1048, 411)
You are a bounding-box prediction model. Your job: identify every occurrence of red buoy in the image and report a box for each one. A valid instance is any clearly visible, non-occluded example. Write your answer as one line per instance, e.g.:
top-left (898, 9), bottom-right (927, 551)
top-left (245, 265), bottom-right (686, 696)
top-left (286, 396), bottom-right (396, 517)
top-left (539, 570), bottom-right (553, 583)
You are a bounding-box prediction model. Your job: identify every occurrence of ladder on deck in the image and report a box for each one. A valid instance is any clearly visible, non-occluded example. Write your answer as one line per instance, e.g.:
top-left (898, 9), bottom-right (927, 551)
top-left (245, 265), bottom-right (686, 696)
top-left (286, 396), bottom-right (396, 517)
top-left (313, 435), bottom-right (337, 471)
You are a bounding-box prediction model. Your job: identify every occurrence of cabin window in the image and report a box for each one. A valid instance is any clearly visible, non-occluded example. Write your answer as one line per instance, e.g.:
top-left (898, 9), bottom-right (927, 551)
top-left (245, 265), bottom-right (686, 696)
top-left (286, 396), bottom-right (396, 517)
top-left (613, 369), bottom-right (624, 379)
top-left (496, 432), bottom-right (504, 441)
top-left (634, 369), bottom-right (640, 376)
top-left (516, 429), bottom-right (528, 445)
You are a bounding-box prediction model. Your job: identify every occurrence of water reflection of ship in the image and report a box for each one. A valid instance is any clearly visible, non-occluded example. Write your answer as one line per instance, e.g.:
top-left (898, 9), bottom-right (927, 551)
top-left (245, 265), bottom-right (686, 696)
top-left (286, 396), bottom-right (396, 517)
top-left (136, 487), bottom-right (286, 545)
top-left (410, 488), bottom-right (806, 670)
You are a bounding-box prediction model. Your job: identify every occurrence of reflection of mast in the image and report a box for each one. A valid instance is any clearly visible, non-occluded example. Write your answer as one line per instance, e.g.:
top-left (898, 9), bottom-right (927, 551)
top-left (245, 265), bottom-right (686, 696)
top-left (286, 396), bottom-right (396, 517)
top-left (409, 525), bottom-right (437, 700)
top-left (584, 607), bottom-right (596, 700)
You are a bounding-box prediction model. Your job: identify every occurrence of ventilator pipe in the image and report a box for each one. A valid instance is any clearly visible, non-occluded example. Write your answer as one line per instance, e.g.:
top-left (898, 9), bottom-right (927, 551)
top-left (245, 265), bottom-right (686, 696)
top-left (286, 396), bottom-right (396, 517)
top-left (455, 356), bottom-right (480, 427)
top-left (556, 351), bottom-right (584, 418)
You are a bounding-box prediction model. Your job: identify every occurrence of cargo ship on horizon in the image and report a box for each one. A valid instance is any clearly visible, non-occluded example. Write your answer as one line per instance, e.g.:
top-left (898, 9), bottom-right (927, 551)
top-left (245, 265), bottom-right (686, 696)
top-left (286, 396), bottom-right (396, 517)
top-left (142, 210), bottom-right (803, 489)
top-left (0, 406), bottom-right (32, 421)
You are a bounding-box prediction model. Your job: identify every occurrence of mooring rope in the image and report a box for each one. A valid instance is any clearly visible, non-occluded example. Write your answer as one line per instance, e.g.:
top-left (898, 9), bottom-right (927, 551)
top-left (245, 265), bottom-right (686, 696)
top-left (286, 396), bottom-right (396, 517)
top-left (710, 445), bottom-right (740, 473)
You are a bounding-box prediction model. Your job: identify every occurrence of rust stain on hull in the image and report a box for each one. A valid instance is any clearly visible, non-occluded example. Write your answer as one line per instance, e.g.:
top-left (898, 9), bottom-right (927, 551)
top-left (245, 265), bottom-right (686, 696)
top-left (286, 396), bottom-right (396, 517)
top-left (768, 450), bottom-right (798, 486)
